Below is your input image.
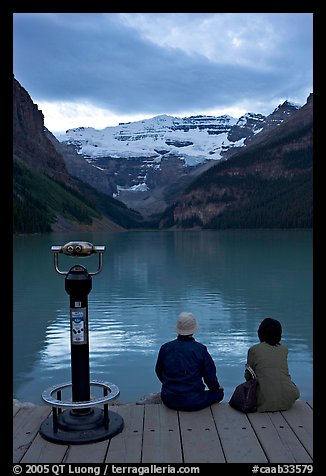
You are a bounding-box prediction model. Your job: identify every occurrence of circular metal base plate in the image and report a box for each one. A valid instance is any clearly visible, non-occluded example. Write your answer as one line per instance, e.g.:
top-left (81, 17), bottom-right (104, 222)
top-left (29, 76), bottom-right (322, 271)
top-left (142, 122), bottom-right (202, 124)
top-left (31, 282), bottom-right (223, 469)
top-left (40, 408), bottom-right (124, 445)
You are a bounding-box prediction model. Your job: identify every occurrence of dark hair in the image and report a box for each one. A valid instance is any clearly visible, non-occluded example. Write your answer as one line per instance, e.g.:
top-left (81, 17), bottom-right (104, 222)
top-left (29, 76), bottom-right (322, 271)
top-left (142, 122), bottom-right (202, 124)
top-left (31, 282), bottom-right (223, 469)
top-left (258, 318), bottom-right (282, 346)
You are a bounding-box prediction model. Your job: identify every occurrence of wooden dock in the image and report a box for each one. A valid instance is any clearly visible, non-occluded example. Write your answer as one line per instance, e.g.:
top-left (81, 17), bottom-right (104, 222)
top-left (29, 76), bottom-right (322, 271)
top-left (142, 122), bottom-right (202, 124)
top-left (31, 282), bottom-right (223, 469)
top-left (13, 400), bottom-right (313, 464)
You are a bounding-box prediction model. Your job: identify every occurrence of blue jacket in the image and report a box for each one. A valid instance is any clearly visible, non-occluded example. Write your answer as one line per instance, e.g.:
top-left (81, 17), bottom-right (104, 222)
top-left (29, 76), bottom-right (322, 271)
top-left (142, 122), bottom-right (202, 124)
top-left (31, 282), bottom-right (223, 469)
top-left (155, 336), bottom-right (221, 406)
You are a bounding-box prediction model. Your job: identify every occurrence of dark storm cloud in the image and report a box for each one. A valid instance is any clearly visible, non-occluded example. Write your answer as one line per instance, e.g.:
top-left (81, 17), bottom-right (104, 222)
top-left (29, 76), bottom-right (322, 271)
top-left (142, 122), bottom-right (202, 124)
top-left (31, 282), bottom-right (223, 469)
top-left (13, 13), bottom-right (312, 118)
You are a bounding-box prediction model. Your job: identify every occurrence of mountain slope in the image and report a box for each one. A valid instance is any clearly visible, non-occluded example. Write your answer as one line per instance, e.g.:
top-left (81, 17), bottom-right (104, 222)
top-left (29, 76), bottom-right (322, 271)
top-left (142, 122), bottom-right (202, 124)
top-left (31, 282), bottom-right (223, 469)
top-left (56, 102), bottom-right (301, 218)
top-left (14, 156), bottom-right (100, 233)
top-left (13, 156), bottom-right (146, 233)
top-left (158, 94), bottom-right (313, 229)
top-left (13, 77), bottom-right (144, 233)
top-left (13, 75), bottom-right (312, 232)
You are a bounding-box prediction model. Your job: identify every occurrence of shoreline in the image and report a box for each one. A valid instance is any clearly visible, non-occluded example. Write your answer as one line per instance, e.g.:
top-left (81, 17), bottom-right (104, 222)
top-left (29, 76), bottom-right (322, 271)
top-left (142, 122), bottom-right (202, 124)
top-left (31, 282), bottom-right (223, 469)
top-left (14, 390), bottom-right (313, 409)
top-left (13, 392), bottom-right (163, 409)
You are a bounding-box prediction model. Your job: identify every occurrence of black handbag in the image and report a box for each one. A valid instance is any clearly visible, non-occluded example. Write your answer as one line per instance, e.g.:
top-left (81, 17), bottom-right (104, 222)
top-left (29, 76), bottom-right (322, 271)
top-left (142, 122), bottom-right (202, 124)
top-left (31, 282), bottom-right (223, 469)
top-left (229, 365), bottom-right (257, 413)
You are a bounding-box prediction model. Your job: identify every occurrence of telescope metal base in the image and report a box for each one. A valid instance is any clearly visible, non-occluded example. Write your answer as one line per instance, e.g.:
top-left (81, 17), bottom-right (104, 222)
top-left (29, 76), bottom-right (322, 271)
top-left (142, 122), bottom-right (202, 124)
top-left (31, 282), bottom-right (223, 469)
top-left (40, 408), bottom-right (124, 445)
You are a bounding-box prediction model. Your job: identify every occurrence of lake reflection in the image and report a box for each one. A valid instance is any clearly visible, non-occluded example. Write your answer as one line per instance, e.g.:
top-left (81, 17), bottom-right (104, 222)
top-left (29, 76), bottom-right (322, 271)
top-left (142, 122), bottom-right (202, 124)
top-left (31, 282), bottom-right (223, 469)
top-left (13, 229), bottom-right (313, 404)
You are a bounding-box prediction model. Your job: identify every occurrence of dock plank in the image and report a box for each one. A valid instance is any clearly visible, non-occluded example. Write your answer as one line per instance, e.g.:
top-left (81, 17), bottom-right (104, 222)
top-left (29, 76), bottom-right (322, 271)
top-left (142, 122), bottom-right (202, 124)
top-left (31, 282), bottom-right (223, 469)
top-left (268, 411), bottom-right (312, 463)
top-left (142, 404), bottom-right (182, 463)
top-left (13, 400), bottom-right (313, 464)
top-left (64, 440), bottom-right (108, 463)
top-left (105, 404), bottom-right (144, 463)
top-left (281, 401), bottom-right (313, 459)
top-left (13, 401), bottom-right (21, 417)
top-left (211, 403), bottom-right (268, 463)
top-left (13, 405), bottom-right (51, 463)
top-left (179, 404), bottom-right (225, 463)
top-left (21, 433), bottom-right (68, 463)
top-left (248, 411), bottom-right (301, 463)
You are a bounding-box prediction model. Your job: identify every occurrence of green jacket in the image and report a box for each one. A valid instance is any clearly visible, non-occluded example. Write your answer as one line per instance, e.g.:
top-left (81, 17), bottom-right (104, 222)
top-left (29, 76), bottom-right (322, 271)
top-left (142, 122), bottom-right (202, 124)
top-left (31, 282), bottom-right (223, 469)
top-left (245, 342), bottom-right (300, 412)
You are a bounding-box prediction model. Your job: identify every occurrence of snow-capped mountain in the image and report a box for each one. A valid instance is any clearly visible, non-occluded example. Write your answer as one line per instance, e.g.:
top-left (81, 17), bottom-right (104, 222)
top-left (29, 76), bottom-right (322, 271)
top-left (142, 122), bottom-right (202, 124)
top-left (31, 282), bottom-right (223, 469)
top-left (56, 101), bottom-right (301, 217)
top-left (57, 113), bottom-right (265, 165)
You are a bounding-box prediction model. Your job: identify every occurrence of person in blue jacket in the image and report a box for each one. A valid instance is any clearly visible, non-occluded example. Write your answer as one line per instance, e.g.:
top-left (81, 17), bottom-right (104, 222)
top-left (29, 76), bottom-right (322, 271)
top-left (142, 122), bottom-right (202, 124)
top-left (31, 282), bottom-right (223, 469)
top-left (155, 312), bottom-right (224, 411)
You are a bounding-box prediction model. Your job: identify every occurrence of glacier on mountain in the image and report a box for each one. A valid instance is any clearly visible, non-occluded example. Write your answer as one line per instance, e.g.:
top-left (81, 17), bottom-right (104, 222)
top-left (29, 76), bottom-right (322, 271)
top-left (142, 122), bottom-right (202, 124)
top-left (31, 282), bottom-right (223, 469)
top-left (55, 102), bottom-right (301, 206)
top-left (56, 113), bottom-right (259, 166)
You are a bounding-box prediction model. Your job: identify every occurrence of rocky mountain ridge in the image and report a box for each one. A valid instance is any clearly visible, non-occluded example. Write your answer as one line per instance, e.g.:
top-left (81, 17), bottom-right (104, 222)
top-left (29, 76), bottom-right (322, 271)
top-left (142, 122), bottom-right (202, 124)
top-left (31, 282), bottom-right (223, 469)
top-left (160, 94), bottom-right (313, 229)
top-left (56, 101), bottom-right (301, 218)
top-left (13, 77), bottom-right (144, 233)
top-left (13, 74), bottom-right (312, 232)
top-left (13, 77), bottom-right (75, 188)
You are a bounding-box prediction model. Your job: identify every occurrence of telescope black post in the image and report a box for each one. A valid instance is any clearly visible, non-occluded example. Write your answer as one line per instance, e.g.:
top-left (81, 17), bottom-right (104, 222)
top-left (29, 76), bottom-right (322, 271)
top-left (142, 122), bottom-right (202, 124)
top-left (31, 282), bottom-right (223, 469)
top-left (39, 241), bottom-right (124, 444)
top-left (65, 265), bottom-right (92, 407)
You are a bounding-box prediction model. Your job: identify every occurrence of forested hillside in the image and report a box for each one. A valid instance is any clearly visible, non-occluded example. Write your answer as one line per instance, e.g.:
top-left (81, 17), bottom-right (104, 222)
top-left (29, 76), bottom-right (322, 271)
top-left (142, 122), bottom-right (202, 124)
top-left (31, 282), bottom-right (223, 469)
top-left (159, 95), bottom-right (313, 229)
top-left (13, 156), bottom-right (146, 233)
top-left (13, 77), bottom-right (145, 233)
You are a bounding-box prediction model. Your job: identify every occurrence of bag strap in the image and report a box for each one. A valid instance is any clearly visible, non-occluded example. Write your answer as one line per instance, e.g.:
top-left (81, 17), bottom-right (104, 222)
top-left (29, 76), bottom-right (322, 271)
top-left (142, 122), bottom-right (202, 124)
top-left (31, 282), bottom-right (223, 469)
top-left (245, 364), bottom-right (257, 380)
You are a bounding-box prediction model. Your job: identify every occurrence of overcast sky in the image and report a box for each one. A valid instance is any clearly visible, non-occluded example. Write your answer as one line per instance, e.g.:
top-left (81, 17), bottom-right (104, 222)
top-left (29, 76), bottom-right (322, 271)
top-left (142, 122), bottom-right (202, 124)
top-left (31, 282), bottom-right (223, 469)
top-left (13, 12), bottom-right (313, 136)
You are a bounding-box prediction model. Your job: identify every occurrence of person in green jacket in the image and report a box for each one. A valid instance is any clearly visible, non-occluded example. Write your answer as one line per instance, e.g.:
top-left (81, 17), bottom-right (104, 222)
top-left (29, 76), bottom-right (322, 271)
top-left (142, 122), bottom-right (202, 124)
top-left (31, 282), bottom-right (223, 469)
top-left (245, 317), bottom-right (300, 412)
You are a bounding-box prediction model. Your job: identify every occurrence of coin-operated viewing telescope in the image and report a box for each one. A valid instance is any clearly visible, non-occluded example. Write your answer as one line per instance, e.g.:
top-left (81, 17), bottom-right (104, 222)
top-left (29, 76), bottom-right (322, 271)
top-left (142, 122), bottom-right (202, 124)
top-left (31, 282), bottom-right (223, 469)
top-left (40, 241), bottom-right (124, 444)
